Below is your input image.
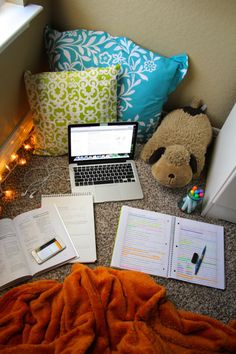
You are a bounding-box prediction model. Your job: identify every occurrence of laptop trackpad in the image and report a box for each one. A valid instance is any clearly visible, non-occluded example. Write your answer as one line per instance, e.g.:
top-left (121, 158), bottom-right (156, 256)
top-left (95, 185), bottom-right (121, 203)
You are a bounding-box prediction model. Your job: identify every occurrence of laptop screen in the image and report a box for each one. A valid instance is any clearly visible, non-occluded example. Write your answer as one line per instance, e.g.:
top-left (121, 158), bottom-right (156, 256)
top-left (68, 122), bottom-right (138, 164)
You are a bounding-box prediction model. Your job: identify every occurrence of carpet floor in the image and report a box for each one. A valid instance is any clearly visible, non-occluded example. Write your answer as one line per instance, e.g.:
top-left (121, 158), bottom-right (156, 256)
top-left (0, 145), bottom-right (235, 324)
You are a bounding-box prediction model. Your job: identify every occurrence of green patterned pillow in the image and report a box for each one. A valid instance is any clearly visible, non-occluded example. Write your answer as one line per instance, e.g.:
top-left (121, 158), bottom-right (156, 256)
top-left (24, 65), bottom-right (120, 156)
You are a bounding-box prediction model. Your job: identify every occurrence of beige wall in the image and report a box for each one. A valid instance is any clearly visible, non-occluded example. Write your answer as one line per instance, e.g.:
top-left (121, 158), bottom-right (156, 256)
top-left (0, 0), bottom-right (235, 148)
top-left (0, 0), bottom-right (51, 147)
top-left (51, 0), bottom-right (236, 129)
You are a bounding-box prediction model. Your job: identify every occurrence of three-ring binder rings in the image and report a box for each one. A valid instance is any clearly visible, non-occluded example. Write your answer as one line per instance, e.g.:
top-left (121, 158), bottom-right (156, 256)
top-left (111, 206), bottom-right (225, 289)
top-left (41, 193), bottom-right (96, 263)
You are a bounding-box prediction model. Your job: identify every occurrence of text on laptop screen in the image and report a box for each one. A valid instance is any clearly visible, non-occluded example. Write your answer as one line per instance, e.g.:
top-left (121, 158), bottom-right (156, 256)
top-left (70, 124), bottom-right (135, 162)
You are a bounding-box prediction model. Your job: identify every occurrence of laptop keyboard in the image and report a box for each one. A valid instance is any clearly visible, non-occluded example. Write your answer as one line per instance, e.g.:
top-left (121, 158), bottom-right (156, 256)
top-left (73, 163), bottom-right (136, 186)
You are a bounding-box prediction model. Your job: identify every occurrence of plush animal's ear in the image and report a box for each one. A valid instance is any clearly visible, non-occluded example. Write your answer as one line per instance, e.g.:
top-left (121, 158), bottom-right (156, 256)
top-left (149, 147), bottom-right (166, 165)
top-left (189, 154), bottom-right (197, 174)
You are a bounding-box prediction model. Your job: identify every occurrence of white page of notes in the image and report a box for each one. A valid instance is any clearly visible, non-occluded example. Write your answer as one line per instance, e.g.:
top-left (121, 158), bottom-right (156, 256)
top-left (0, 219), bottom-right (30, 286)
top-left (14, 205), bottom-right (78, 274)
top-left (42, 194), bottom-right (96, 263)
top-left (111, 206), bottom-right (173, 277)
top-left (170, 217), bottom-right (225, 289)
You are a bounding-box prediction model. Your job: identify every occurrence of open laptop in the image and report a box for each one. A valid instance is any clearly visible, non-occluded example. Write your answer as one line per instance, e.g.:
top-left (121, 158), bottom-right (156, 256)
top-left (68, 122), bottom-right (143, 203)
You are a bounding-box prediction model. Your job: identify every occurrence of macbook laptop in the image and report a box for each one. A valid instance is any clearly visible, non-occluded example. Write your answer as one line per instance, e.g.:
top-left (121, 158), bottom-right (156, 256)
top-left (68, 122), bottom-right (143, 203)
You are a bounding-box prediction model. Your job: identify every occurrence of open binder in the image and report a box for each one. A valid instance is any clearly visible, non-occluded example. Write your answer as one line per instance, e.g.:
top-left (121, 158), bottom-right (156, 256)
top-left (111, 206), bottom-right (225, 289)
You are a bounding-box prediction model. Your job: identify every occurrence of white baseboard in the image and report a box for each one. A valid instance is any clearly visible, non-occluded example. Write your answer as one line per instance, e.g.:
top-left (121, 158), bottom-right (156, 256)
top-left (212, 126), bottom-right (220, 137)
top-left (0, 112), bottom-right (33, 176)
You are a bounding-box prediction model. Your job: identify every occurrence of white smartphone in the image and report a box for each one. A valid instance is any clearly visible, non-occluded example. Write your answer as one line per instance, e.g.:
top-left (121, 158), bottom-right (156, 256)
top-left (31, 238), bottom-right (66, 264)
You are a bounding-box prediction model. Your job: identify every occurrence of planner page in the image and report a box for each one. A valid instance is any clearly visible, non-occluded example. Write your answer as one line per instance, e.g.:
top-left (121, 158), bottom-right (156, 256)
top-left (42, 194), bottom-right (96, 263)
top-left (170, 217), bottom-right (225, 289)
top-left (14, 205), bottom-right (78, 275)
top-left (111, 206), bottom-right (174, 277)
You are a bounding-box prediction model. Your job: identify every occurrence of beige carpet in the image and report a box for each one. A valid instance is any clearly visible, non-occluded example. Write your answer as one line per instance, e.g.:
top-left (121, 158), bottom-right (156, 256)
top-left (0, 145), bottom-right (235, 324)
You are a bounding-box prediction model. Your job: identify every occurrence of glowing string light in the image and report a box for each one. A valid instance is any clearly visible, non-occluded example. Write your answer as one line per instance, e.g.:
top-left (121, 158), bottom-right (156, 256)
top-left (19, 158), bottom-right (27, 165)
top-left (0, 131), bottom-right (35, 207)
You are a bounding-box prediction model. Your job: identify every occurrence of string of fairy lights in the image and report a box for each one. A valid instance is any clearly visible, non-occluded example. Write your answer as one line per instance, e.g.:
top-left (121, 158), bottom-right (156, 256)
top-left (0, 132), bottom-right (71, 217)
top-left (0, 134), bottom-right (35, 208)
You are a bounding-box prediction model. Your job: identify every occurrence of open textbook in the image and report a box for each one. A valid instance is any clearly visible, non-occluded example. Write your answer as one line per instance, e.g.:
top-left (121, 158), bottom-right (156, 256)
top-left (111, 206), bottom-right (225, 289)
top-left (0, 205), bottom-right (78, 290)
top-left (41, 193), bottom-right (96, 263)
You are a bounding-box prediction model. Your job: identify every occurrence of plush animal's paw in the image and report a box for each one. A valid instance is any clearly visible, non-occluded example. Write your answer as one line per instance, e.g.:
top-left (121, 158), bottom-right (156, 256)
top-left (140, 146), bottom-right (150, 162)
top-left (140, 140), bottom-right (159, 162)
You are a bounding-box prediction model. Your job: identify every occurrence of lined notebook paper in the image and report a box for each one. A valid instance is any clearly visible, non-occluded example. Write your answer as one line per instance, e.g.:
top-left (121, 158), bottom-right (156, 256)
top-left (41, 193), bottom-right (96, 263)
top-left (111, 206), bottom-right (225, 289)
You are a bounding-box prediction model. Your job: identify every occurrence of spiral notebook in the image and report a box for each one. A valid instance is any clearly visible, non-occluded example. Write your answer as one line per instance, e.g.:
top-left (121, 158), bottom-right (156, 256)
top-left (41, 193), bottom-right (96, 263)
top-left (111, 206), bottom-right (225, 289)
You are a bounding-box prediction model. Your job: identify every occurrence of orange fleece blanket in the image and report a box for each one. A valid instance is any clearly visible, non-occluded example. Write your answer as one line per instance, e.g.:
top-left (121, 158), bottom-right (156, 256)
top-left (0, 264), bottom-right (235, 354)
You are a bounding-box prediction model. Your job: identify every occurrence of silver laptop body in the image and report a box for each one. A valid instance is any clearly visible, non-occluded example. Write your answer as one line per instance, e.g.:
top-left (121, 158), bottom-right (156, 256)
top-left (68, 122), bottom-right (143, 203)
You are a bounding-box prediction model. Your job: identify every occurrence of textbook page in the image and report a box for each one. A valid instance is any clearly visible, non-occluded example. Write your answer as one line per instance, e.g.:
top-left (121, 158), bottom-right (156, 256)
top-left (0, 219), bottom-right (31, 289)
top-left (111, 206), bottom-right (173, 277)
top-left (14, 205), bottom-right (78, 275)
top-left (41, 194), bottom-right (96, 263)
top-left (170, 217), bottom-right (225, 289)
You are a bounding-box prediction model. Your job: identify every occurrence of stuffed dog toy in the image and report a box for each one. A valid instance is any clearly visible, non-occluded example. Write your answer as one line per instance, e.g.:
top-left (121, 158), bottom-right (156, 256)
top-left (140, 99), bottom-right (212, 188)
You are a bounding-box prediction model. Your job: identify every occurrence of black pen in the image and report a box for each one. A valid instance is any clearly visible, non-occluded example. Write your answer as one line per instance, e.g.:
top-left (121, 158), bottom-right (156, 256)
top-left (195, 245), bottom-right (207, 275)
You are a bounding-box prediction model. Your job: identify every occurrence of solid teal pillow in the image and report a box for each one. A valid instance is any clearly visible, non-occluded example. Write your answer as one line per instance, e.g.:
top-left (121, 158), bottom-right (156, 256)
top-left (44, 26), bottom-right (188, 142)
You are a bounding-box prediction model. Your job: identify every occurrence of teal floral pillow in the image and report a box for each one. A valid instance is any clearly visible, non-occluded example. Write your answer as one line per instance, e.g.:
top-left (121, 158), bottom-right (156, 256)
top-left (44, 26), bottom-right (188, 142)
top-left (24, 66), bottom-right (119, 156)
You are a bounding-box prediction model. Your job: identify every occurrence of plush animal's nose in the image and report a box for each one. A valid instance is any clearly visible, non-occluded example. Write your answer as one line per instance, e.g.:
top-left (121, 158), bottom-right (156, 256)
top-left (168, 174), bottom-right (175, 179)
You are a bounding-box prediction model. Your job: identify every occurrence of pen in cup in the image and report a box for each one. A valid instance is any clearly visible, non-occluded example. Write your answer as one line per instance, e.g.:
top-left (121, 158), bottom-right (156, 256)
top-left (194, 245), bottom-right (207, 275)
